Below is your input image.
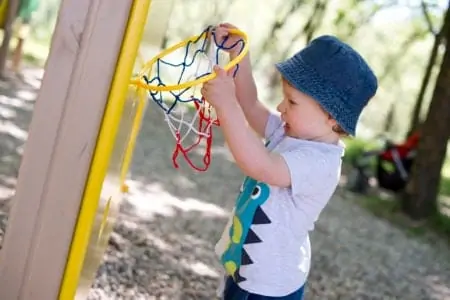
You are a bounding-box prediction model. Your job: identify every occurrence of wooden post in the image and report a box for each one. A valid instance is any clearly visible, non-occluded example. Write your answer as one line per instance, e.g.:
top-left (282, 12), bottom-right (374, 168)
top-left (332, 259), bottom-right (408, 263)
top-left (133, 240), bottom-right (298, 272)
top-left (0, 0), bottom-right (134, 299)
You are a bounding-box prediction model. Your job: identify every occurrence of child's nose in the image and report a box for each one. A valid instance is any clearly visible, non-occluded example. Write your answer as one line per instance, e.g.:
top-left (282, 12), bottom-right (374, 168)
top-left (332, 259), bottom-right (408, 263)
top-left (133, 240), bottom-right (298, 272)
top-left (277, 101), bottom-right (285, 113)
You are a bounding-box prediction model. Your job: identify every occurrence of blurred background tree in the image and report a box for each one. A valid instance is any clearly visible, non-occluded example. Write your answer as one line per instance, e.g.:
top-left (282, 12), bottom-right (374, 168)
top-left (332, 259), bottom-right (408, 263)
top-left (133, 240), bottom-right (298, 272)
top-left (0, 0), bottom-right (20, 77)
top-left (402, 0), bottom-right (450, 220)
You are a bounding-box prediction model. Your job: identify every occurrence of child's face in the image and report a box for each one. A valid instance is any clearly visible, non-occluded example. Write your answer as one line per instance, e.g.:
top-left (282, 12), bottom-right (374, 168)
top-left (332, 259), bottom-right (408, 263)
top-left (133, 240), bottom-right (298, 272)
top-left (277, 79), bottom-right (337, 141)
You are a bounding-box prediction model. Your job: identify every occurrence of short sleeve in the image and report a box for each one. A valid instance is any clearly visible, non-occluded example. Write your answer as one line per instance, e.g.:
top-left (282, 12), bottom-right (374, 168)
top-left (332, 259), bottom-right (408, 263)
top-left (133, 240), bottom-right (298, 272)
top-left (279, 143), bottom-right (343, 230)
top-left (264, 113), bottom-right (284, 142)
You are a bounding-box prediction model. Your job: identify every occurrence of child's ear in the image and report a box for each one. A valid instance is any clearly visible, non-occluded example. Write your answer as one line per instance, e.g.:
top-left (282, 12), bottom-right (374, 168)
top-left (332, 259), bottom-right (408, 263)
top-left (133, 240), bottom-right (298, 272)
top-left (326, 114), bottom-right (337, 126)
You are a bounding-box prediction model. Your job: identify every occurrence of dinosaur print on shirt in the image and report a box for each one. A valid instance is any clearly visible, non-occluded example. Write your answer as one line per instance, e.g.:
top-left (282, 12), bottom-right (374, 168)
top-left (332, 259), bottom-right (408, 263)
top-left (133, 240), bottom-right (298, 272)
top-left (220, 176), bottom-right (271, 282)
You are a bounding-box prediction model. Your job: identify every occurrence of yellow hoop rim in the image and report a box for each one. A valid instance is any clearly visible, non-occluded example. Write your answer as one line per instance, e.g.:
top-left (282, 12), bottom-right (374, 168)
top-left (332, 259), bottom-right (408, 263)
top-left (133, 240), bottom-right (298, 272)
top-left (130, 28), bottom-right (249, 92)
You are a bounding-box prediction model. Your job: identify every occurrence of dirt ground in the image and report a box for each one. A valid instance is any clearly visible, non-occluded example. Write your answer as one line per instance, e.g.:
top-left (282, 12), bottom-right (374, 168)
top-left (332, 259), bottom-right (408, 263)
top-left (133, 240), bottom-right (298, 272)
top-left (1, 68), bottom-right (450, 300)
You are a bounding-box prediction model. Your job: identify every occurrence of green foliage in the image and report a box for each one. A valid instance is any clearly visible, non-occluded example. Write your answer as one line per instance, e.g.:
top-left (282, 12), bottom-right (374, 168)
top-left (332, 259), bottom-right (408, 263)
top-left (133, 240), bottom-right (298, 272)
top-left (440, 176), bottom-right (450, 196)
top-left (342, 137), bottom-right (380, 164)
top-left (27, 0), bottom-right (60, 43)
top-left (430, 211), bottom-right (450, 237)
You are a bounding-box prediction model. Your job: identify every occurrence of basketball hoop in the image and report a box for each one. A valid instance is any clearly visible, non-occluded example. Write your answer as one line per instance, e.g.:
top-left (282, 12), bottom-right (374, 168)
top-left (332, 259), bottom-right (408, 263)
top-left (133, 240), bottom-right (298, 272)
top-left (130, 26), bottom-right (249, 171)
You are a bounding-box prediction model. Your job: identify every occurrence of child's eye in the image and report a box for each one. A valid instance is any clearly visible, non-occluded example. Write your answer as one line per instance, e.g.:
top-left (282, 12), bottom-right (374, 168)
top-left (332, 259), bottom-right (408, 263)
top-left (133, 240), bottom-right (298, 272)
top-left (288, 99), bottom-right (296, 105)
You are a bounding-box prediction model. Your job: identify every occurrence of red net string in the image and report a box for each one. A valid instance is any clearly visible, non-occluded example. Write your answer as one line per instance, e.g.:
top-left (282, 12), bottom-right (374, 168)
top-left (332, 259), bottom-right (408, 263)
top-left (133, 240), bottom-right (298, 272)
top-left (171, 98), bottom-right (219, 172)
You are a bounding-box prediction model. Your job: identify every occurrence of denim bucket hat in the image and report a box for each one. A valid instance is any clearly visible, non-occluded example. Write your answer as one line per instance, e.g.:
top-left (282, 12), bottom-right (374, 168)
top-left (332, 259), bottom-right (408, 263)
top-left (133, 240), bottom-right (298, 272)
top-left (275, 35), bottom-right (378, 135)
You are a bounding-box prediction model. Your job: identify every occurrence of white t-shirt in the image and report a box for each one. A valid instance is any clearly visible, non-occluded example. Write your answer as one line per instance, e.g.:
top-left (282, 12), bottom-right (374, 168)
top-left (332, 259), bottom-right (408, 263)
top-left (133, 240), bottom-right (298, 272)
top-left (215, 113), bottom-right (345, 297)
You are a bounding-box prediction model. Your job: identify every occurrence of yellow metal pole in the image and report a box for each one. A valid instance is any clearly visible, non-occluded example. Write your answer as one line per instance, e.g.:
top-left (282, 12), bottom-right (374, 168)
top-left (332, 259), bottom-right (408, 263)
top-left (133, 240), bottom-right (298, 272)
top-left (58, 1), bottom-right (152, 299)
top-left (119, 86), bottom-right (147, 193)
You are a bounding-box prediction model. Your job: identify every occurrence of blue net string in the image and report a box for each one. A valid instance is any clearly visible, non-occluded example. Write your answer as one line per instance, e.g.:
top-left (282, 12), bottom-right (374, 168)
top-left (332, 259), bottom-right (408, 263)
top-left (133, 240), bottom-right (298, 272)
top-left (142, 26), bottom-right (245, 115)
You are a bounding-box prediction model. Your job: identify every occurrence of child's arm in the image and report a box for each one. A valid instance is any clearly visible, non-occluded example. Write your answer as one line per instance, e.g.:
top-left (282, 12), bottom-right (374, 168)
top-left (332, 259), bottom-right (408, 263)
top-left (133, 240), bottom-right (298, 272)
top-left (230, 52), bottom-right (270, 138)
top-left (202, 66), bottom-right (290, 187)
top-left (218, 98), bottom-right (288, 186)
top-left (217, 24), bottom-right (271, 138)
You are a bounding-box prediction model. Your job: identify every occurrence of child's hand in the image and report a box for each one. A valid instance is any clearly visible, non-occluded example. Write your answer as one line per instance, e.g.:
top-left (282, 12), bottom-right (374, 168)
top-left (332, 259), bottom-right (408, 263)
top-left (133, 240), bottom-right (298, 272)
top-left (212, 23), bottom-right (243, 58)
top-left (201, 65), bottom-right (237, 109)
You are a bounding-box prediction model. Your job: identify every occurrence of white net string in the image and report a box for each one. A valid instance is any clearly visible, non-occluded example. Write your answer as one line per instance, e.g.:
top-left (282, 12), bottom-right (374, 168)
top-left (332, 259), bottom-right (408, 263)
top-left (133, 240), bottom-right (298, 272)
top-left (154, 27), bottom-right (218, 146)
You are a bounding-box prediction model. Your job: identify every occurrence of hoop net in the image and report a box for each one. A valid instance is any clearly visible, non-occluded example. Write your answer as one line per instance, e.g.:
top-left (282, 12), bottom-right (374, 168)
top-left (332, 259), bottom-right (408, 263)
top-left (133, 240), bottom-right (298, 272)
top-left (135, 26), bottom-right (247, 171)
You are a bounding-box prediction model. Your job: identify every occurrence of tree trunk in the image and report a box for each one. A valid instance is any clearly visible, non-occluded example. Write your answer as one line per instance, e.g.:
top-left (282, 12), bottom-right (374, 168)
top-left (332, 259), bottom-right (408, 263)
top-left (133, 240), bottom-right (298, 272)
top-left (0, 0), bottom-right (20, 78)
top-left (383, 102), bottom-right (395, 133)
top-left (407, 30), bottom-right (445, 136)
top-left (401, 6), bottom-right (450, 220)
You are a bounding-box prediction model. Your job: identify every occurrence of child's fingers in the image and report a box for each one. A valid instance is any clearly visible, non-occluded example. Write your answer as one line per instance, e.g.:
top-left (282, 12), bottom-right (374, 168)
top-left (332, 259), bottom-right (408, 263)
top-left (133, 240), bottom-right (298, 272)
top-left (214, 27), bottom-right (229, 39)
top-left (200, 85), bottom-right (208, 97)
top-left (217, 24), bottom-right (238, 38)
top-left (219, 23), bottom-right (237, 30)
top-left (213, 65), bottom-right (227, 77)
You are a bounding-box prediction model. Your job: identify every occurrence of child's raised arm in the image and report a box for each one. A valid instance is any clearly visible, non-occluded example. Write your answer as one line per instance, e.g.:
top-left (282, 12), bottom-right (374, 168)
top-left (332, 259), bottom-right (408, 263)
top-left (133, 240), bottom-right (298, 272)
top-left (216, 24), bottom-right (270, 138)
top-left (201, 66), bottom-right (291, 187)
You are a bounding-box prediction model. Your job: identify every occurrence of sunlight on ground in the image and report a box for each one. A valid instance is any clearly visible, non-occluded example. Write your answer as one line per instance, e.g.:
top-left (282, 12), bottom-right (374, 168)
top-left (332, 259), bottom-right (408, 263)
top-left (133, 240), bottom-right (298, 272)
top-left (0, 94), bottom-right (34, 111)
top-left (15, 89), bottom-right (37, 102)
top-left (425, 275), bottom-right (450, 300)
top-left (0, 105), bottom-right (15, 119)
top-left (0, 78), bottom-right (38, 133)
top-left (124, 180), bottom-right (229, 219)
top-left (145, 231), bottom-right (174, 252)
top-left (0, 174), bottom-right (17, 186)
top-left (0, 175), bottom-right (16, 201)
top-left (172, 173), bottom-right (197, 189)
top-left (0, 185), bottom-right (14, 201)
top-left (119, 218), bottom-right (175, 253)
top-left (0, 120), bottom-right (28, 141)
top-left (180, 260), bottom-right (219, 278)
top-left (20, 68), bottom-right (44, 90)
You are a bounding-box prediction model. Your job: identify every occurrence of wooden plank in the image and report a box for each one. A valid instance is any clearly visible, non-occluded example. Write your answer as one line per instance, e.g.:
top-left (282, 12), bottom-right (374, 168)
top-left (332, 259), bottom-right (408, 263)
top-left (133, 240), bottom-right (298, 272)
top-left (0, 0), bottom-right (132, 299)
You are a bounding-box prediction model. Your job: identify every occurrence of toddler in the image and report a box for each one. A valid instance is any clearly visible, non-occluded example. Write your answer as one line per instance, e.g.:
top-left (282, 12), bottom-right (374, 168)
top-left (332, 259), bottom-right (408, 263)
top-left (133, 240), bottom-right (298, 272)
top-left (200, 23), bottom-right (378, 299)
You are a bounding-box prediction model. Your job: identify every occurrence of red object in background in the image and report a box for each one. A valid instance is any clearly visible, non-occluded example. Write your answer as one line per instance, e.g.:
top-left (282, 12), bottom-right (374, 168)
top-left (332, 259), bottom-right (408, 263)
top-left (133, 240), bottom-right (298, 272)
top-left (381, 132), bottom-right (420, 160)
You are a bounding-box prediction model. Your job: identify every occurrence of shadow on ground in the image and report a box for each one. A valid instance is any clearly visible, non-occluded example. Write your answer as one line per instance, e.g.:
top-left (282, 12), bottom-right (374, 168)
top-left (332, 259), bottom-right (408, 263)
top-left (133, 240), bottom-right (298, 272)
top-left (0, 69), bottom-right (42, 242)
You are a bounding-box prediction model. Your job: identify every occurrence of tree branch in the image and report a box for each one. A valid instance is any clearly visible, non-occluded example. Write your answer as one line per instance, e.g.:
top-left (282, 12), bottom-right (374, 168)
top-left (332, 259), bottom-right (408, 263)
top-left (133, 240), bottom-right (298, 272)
top-left (421, 0), bottom-right (438, 36)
